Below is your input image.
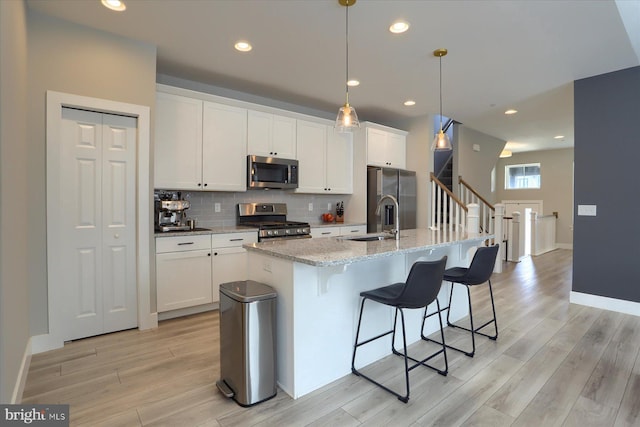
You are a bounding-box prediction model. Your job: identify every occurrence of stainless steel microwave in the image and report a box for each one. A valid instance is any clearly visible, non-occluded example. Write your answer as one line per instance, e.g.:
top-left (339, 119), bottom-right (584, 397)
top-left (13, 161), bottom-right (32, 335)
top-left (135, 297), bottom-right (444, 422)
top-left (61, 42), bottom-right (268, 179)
top-left (247, 155), bottom-right (299, 189)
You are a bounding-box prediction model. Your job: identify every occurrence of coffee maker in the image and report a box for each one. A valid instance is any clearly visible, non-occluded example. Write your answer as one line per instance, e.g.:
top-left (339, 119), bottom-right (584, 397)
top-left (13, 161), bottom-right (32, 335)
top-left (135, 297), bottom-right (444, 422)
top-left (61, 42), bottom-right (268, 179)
top-left (155, 192), bottom-right (191, 232)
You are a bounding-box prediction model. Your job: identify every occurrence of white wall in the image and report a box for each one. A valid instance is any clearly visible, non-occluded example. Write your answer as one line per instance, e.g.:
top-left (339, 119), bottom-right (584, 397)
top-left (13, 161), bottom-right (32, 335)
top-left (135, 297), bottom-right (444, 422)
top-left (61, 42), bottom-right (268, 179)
top-left (397, 115), bottom-right (434, 229)
top-left (496, 148), bottom-right (574, 246)
top-left (27, 11), bottom-right (157, 335)
top-left (0, 0), bottom-right (30, 403)
top-left (455, 125), bottom-right (506, 204)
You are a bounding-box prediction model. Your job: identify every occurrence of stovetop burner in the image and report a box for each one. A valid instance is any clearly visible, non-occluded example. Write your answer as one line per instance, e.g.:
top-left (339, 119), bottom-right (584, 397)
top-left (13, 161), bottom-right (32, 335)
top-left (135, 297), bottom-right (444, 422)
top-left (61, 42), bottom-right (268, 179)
top-left (238, 203), bottom-right (311, 241)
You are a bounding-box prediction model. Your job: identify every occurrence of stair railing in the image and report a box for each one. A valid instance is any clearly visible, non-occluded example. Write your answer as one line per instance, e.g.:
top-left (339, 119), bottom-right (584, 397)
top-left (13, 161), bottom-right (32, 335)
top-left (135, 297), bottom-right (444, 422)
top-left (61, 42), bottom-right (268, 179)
top-left (459, 176), bottom-right (495, 237)
top-left (430, 172), bottom-right (467, 232)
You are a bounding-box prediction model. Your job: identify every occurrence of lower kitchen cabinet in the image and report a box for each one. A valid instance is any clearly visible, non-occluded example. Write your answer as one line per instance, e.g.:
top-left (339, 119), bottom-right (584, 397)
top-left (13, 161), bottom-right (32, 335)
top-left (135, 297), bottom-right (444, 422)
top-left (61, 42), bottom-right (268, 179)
top-left (156, 235), bottom-right (213, 312)
top-left (155, 231), bottom-right (258, 313)
top-left (310, 224), bottom-right (366, 238)
top-left (211, 232), bottom-right (257, 302)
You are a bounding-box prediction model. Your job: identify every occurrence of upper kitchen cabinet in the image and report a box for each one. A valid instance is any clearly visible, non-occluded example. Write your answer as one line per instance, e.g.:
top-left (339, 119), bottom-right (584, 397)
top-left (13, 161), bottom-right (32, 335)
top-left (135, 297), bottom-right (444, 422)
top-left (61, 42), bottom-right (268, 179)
top-left (365, 124), bottom-right (407, 169)
top-left (202, 102), bottom-right (247, 192)
top-left (296, 120), bottom-right (353, 194)
top-left (247, 111), bottom-right (296, 159)
top-left (155, 91), bottom-right (247, 191)
top-left (155, 92), bottom-right (203, 190)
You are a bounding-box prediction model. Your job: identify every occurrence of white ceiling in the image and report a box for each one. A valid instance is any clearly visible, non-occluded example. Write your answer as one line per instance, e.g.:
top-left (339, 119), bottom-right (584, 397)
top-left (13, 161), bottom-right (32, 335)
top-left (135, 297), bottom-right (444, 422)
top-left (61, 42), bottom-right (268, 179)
top-left (27, 0), bottom-right (640, 153)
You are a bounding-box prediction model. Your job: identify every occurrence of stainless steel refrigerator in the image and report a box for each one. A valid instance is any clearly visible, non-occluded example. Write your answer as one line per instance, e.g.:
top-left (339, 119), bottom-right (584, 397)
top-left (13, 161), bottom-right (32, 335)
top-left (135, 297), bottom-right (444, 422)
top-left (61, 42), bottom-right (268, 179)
top-left (367, 167), bottom-right (417, 233)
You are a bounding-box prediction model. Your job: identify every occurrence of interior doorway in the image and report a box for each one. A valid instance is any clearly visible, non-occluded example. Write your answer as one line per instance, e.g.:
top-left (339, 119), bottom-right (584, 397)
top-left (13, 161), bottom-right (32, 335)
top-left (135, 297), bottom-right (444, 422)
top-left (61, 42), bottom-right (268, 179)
top-left (40, 91), bottom-right (153, 353)
top-left (503, 200), bottom-right (543, 260)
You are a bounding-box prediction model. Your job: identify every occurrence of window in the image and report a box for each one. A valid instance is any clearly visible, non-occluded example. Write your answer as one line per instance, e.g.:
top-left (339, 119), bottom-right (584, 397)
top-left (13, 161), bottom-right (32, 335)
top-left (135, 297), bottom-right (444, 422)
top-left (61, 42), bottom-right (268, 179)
top-left (505, 163), bottom-right (540, 189)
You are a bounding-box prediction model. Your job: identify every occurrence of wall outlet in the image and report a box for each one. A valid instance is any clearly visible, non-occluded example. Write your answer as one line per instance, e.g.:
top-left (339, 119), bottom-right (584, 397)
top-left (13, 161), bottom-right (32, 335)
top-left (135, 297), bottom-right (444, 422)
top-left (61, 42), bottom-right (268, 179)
top-left (263, 260), bottom-right (272, 273)
top-left (214, 203), bottom-right (221, 213)
top-left (327, 202), bottom-right (332, 211)
top-left (308, 203), bottom-right (313, 211)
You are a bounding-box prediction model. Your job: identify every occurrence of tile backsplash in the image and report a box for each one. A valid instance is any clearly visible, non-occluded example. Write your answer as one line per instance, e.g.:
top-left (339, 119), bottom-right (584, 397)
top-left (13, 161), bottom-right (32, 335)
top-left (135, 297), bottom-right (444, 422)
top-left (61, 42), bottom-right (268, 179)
top-left (164, 190), bottom-right (353, 229)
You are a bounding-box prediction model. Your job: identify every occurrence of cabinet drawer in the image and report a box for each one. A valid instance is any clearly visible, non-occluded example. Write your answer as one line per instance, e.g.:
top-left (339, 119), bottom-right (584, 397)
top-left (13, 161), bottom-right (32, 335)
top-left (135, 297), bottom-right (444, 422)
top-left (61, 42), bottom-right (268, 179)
top-left (155, 234), bottom-right (211, 253)
top-left (340, 225), bottom-right (367, 235)
top-left (211, 231), bottom-right (258, 248)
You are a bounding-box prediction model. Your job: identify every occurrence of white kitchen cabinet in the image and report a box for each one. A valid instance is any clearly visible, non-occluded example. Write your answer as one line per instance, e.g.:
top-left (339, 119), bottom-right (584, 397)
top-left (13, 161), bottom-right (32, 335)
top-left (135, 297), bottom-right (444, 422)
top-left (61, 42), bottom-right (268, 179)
top-left (211, 231), bottom-right (258, 303)
top-left (296, 120), bottom-right (353, 194)
top-left (247, 110), bottom-right (296, 159)
top-left (155, 92), bottom-right (203, 190)
top-left (366, 126), bottom-right (407, 169)
top-left (339, 225), bottom-right (367, 235)
top-left (310, 224), bottom-right (366, 238)
top-left (155, 91), bottom-right (247, 191)
top-left (310, 226), bottom-right (341, 238)
top-left (202, 102), bottom-right (247, 191)
top-left (156, 235), bottom-right (212, 312)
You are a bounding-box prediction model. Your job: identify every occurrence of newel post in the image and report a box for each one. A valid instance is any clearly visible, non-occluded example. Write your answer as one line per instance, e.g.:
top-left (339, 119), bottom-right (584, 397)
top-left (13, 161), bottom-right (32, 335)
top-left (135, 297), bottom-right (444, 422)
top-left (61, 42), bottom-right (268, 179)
top-left (467, 203), bottom-right (479, 234)
top-left (530, 211), bottom-right (538, 256)
top-left (494, 203), bottom-right (504, 273)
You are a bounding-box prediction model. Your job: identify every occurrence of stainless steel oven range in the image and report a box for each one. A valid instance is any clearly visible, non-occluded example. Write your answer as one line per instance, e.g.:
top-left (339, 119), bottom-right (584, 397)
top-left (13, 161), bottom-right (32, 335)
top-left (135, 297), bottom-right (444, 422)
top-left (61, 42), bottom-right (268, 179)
top-left (237, 203), bottom-right (311, 242)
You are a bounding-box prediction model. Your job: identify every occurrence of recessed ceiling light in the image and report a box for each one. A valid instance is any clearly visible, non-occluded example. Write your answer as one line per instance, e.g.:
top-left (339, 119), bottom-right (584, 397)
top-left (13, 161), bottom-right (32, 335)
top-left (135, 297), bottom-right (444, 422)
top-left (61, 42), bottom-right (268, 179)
top-left (234, 41), bottom-right (252, 52)
top-left (389, 21), bottom-right (410, 34)
top-left (554, 135), bottom-right (565, 140)
top-left (504, 109), bottom-right (518, 115)
top-left (403, 100), bottom-right (416, 106)
top-left (101, 0), bottom-right (126, 11)
top-left (347, 79), bottom-right (360, 87)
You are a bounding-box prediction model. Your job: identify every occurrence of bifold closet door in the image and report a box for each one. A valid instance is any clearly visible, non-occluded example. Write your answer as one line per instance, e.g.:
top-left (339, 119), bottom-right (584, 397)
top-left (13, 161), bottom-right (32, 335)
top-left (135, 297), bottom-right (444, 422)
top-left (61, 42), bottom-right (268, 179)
top-left (57, 107), bottom-right (137, 341)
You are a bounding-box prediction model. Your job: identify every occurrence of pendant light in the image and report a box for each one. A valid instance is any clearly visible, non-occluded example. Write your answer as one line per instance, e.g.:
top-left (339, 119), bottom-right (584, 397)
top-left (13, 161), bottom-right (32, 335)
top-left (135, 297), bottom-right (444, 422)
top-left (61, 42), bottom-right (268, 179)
top-left (431, 48), bottom-right (452, 151)
top-left (335, 0), bottom-right (360, 133)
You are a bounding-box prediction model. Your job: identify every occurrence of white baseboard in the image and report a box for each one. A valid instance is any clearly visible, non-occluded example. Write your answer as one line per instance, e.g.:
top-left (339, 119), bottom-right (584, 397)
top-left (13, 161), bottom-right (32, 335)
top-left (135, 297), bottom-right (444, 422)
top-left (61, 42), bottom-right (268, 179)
top-left (556, 243), bottom-right (573, 250)
top-left (12, 339), bottom-right (32, 403)
top-left (157, 303), bottom-right (219, 321)
top-left (570, 291), bottom-right (640, 317)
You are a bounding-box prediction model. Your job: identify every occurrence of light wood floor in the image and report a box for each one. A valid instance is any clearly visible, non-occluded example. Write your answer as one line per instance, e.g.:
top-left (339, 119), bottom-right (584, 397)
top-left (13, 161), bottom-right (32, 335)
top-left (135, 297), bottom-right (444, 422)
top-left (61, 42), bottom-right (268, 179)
top-left (23, 249), bottom-right (640, 426)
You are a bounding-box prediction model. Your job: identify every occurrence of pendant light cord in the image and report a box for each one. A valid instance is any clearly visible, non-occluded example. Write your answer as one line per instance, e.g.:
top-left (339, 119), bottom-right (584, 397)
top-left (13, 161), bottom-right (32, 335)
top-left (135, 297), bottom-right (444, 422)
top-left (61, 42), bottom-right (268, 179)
top-left (345, 0), bottom-right (350, 105)
top-left (439, 55), bottom-right (443, 131)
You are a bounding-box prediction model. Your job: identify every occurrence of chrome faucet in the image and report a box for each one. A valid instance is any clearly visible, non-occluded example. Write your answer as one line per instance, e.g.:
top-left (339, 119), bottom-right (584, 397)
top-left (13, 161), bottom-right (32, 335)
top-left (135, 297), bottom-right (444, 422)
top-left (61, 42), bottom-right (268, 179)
top-left (375, 194), bottom-right (400, 240)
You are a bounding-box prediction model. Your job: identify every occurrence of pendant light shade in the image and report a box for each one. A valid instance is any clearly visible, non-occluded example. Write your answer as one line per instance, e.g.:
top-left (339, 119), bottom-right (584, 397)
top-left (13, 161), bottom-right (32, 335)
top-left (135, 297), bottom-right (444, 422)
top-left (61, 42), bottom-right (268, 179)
top-left (432, 48), bottom-right (452, 151)
top-left (335, 0), bottom-right (360, 133)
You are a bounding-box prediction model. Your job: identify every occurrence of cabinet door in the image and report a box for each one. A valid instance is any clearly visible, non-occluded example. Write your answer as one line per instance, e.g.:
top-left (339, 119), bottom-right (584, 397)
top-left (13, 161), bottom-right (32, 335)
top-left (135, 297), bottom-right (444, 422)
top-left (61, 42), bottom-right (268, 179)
top-left (271, 115), bottom-right (296, 158)
top-left (247, 110), bottom-right (272, 157)
top-left (366, 127), bottom-right (390, 167)
top-left (296, 120), bottom-right (327, 193)
top-left (202, 102), bottom-right (247, 191)
top-left (211, 247), bottom-right (247, 303)
top-left (386, 132), bottom-right (406, 169)
top-left (326, 129), bottom-right (353, 194)
top-left (156, 249), bottom-right (212, 312)
top-left (155, 93), bottom-right (203, 190)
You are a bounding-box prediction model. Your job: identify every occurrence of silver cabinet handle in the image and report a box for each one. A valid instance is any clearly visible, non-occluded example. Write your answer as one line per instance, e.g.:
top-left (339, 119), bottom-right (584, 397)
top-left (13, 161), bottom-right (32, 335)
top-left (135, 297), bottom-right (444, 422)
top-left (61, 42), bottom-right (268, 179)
top-left (229, 238), bottom-right (244, 242)
top-left (177, 242), bottom-right (194, 246)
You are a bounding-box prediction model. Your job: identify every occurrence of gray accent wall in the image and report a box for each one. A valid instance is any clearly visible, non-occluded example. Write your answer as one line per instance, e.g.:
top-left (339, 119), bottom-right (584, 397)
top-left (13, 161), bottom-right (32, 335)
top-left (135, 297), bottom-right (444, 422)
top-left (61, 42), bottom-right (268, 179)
top-left (1, 0), bottom-right (30, 403)
top-left (573, 66), bottom-right (640, 303)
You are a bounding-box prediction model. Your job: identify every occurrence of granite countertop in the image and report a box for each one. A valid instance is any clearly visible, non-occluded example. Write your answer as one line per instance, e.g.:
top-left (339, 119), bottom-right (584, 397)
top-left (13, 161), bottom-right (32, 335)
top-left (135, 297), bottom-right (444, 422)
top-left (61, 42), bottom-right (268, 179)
top-left (155, 225), bottom-right (258, 238)
top-left (244, 228), bottom-right (492, 267)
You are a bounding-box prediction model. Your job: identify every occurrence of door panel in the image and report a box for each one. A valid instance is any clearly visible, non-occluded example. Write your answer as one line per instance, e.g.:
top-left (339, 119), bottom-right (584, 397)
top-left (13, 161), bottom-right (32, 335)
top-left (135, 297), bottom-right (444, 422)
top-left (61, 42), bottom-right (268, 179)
top-left (59, 107), bottom-right (137, 341)
top-left (101, 113), bottom-right (137, 333)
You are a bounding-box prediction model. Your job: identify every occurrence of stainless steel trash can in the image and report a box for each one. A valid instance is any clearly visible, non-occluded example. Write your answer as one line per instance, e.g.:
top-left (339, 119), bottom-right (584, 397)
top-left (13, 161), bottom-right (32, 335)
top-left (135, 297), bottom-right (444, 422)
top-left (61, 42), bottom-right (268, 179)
top-left (216, 280), bottom-right (277, 407)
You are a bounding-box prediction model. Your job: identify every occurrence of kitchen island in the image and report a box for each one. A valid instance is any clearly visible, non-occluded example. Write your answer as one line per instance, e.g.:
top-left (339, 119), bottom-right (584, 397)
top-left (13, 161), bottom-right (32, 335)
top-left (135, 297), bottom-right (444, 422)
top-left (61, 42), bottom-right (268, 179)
top-left (244, 229), bottom-right (490, 399)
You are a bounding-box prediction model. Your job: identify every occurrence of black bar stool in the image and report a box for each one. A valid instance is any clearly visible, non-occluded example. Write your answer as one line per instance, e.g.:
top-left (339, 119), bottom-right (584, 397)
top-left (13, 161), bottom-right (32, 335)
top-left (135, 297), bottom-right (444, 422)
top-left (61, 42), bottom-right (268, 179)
top-left (351, 256), bottom-right (448, 403)
top-left (424, 245), bottom-right (499, 357)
